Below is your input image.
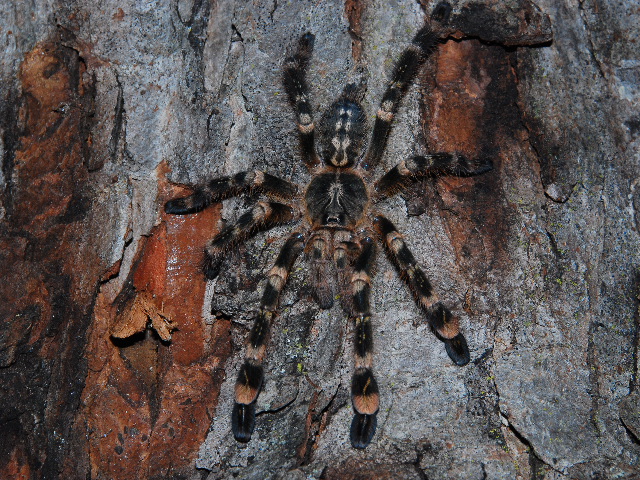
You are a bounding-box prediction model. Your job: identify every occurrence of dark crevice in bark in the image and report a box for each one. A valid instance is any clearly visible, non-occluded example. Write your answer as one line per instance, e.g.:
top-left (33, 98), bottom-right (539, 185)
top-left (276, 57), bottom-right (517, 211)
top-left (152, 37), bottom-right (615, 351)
top-left (576, 1), bottom-right (608, 83)
top-left (108, 73), bottom-right (125, 166)
top-left (0, 84), bottom-right (20, 216)
top-left (412, 442), bottom-right (430, 480)
top-left (502, 414), bottom-right (557, 480)
top-left (587, 320), bottom-right (603, 436)
top-left (509, 48), bottom-right (579, 206)
top-left (269, 0), bottom-right (278, 23)
top-left (621, 419), bottom-right (640, 446)
top-left (180, 0), bottom-right (211, 103)
top-left (297, 385), bottom-right (340, 467)
top-left (257, 390), bottom-right (299, 416)
top-left (231, 24), bottom-right (244, 43)
top-left (543, 186), bottom-right (575, 204)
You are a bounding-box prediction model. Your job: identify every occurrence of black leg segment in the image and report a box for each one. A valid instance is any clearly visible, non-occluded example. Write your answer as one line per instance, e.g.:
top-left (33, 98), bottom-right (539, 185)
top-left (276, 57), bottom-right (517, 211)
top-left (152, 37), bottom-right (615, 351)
top-left (283, 33), bottom-right (319, 168)
top-left (203, 202), bottom-right (297, 279)
top-left (373, 214), bottom-right (470, 366)
top-left (374, 154), bottom-right (493, 199)
top-left (232, 232), bottom-right (305, 443)
top-left (165, 170), bottom-right (299, 215)
top-left (361, 23), bottom-right (440, 171)
top-left (348, 237), bottom-right (380, 448)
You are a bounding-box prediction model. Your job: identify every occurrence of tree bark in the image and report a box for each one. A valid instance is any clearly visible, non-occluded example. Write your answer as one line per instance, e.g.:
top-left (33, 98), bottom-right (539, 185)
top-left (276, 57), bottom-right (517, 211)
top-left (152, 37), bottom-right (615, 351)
top-left (1, 0), bottom-right (639, 479)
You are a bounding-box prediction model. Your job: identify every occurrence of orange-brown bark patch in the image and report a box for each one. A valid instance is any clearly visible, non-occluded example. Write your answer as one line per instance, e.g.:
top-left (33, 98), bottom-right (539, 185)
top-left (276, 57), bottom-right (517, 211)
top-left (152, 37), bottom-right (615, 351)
top-left (423, 39), bottom-right (514, 276)
top-left (83, 170), bottom-right (232, 478)
top-left (345, 0), bottom-right (364, 60)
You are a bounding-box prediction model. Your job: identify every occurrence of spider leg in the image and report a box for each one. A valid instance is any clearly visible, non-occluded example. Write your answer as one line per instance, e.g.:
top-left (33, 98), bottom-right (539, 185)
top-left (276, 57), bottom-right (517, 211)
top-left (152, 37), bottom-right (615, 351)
top-left (374, 154), bottom-right (493, 200)
top-left (203, 201), bottom-right (298, 279)
top-left (164, 171), bottom-right (299, 214)
top-left (360, 23), bottom-right (440, 171)
top-left (348, 236), bottom-right (379, 449)
top-left (232, 232), bottom-right (306, 442)
top-left (373, 214), bottom-right (470, 366)
top-left (283, 32), bottom-right (320, 168)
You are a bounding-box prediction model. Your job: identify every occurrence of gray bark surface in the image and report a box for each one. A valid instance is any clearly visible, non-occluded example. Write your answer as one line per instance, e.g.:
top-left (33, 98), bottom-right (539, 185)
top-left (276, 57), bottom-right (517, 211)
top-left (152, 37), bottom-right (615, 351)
top-left (1, 0), bottom-right (639, 479)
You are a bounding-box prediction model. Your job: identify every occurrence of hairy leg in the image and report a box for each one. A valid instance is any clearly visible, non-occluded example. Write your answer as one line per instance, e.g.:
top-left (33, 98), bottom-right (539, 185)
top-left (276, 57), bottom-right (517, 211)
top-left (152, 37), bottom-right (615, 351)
top-left (283, 33), bottom-right (320, 168)
top-left (374, 154), bottom-right (493, 199)
top-left (164, 170), bottom-right (299, 214)
top-left (373, 214), bottom-right (470, 365)
top-left (232, 232), bottom-right (306, 442)
top-left (360, 23), bottom-right (440, 171)
top-left (203, 202), bottom-right (298, 279)
top-left (348, 236), bottom-right (380, 448)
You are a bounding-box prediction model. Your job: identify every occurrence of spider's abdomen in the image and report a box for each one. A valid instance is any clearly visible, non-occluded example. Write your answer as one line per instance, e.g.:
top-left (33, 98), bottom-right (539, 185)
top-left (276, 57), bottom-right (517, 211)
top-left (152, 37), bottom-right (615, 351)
top-left (318, 94), bottom-right (366, 168)
top-left (305, 172), bottom-right (368, 227)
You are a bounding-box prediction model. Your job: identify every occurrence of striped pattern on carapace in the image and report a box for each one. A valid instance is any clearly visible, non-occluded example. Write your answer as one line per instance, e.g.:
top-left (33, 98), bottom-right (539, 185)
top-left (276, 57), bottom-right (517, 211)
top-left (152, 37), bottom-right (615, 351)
top-left (164, 1), bottom-right (492, 450)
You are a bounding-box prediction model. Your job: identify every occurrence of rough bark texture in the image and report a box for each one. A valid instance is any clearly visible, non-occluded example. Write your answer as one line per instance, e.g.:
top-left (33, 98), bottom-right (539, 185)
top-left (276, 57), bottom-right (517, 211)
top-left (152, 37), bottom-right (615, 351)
top-left (1, 0), bottom-right (639, 479)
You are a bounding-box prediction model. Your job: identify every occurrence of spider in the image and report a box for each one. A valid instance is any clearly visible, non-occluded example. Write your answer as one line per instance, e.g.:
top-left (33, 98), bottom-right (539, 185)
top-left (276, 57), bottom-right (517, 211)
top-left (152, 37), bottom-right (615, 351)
top-left (164, 1), bottom-right (492, 449)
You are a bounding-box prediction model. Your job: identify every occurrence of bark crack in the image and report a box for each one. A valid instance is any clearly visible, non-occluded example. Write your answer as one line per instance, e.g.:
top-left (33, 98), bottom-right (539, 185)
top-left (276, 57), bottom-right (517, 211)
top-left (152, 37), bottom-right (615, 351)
top-left (576, 0), bottom-right (608, 83)
top-left (269, 0), bottom-right (278, 23)
top-left (297, 384), bottom-right (340, 467)
top-left (498, 410), bottom-right (564, 479)
top-left (108, 72), bottom-right (125, 165)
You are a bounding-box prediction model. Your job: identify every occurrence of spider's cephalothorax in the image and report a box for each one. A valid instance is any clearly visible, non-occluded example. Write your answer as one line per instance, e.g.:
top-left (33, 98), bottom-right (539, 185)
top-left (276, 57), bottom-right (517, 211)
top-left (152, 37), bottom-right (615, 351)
top-left (165, 1), bottom-right (492, 449)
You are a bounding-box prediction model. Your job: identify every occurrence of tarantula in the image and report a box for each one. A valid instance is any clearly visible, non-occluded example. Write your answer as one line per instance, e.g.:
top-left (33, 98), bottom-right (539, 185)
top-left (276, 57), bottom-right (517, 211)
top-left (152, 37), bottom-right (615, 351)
top-left (165, 2), bottom-right (491, 449)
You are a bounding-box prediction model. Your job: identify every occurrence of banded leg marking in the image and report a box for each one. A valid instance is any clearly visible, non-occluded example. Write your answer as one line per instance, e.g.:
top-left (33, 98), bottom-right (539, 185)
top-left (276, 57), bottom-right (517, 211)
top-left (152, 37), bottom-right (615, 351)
top-left (361, 24), bottom-right (440, 171)
top-left (373, 215), bottom-right (470, 366)
top-left (232, 232), bottom-right (305, 443)
top-left (283, 33), bottom-right (319, 167)
top-left (165, 170), bottom-right (299, 215)
top-left (349, 237), bottom-right (379, 449)
top-left (374, 154), bottom-right (494, 199)
top-left (204, 201), bottom-right (297, 279)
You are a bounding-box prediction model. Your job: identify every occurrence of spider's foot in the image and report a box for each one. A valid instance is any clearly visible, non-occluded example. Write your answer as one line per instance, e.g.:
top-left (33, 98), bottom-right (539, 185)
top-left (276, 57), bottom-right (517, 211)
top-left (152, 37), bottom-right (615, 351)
top-left (299, 32), bottom-right (315, 52)
top-left (432, 153), bottom-right (493, 177)
top-left (431, 1), bottom-right (452, 24)
top-left (164, 190), bottom-right (207, 215)
top-left (460, 156), bottom-right (493, 176)
top-left (444, 333), bottom-right (470, 366)
top-left (232, 402), bottom-right (256, 443)
top-left (350, 413), bottom-right (377, 449)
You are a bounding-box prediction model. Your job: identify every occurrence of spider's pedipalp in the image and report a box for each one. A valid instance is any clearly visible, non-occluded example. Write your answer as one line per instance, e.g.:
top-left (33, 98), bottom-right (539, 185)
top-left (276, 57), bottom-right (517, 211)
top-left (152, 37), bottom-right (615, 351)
top-left (307, 230), bottom-right (335, 309)
top-left (232, 232), bottom-right (305, 443)
top-left (361, 23), bottom-right (440, 171)
top-left (204, 201), bottom-right (298, 279)
top-left (373, 214), bottom-right (470, 366)
top-left (164, 170), bottom-right (299, 215)
top-left (284, 32), bottom-right (319, 168)
top-left (374, 154), bottom-right (493, 199)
